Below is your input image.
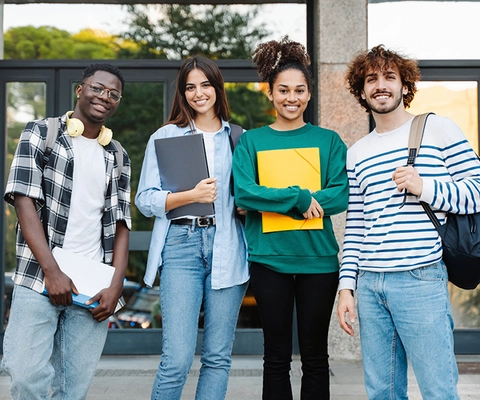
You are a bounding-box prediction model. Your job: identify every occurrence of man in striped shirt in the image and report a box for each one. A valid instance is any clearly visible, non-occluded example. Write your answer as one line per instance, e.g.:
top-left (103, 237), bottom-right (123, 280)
top-left (337, 45), bottom-right (480, 399)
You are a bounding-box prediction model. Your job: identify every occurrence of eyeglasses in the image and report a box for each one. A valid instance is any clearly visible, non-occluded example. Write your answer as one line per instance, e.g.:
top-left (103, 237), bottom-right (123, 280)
top-left (82, 83), bottom-right (122, 103)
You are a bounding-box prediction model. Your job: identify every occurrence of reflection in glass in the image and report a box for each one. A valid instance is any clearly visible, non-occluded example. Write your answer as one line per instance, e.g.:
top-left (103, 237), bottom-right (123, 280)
top-left (450, 286), bottom-right (480, 328)
top-left (4, 82), bottom-right (47, 329)
top-left (106, 82), bottom-right (165, 295)
top-left (410, 81), bottom-right (478, 152)
top-left (410, 81), bottom-right (480, 328)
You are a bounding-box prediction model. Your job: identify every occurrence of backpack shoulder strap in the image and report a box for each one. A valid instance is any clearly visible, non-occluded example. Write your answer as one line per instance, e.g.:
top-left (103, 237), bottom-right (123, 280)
top-left (42, 117), bottom-right (60, 239)
top-left (407, 112), bottom-right (434, 166)
top-left (406, 112), bottom-right (441, 224)
top-left (228, 123), bottom-right (244, 152)
top-left (111, 139), bottom-right (124, 176)
top-left (45, 117), bottom-right (60, 157)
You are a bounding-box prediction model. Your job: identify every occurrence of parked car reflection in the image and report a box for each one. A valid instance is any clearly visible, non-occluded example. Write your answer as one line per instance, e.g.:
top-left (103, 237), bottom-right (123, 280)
top-left (111, 286), bottom-right (160, 329)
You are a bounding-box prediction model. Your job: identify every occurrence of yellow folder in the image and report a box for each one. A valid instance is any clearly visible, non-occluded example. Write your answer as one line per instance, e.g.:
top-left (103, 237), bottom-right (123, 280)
top-left (257, 147), bottom-right (323, 233)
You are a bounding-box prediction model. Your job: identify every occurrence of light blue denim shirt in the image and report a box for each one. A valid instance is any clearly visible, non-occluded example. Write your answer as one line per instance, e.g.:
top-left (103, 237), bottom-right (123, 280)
top-left (136, 121), bottom-right (249, 289)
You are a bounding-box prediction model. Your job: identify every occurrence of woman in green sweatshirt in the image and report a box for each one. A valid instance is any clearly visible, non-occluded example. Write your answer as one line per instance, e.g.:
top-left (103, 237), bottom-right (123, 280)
top-left (232, 37), bottom-right (349, 400)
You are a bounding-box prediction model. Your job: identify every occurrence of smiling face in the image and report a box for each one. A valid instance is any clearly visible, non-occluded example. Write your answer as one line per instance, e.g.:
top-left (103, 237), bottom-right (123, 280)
top-left (74, 70), bottom-right (122, 125)
top-left (268, 68), bottom-right (311, 129)
top-left (184, 68), bottom-right (217, 119)
top-left (361, 66), bottom-right (407, 115)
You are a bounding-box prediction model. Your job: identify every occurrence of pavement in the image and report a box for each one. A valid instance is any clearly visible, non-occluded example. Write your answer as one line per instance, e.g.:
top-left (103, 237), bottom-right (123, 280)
top-left (1, 354), bottom-right (479, 399)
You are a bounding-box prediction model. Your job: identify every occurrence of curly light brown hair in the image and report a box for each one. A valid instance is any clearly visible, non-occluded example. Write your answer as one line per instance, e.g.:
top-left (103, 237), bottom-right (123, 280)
top-left (346, 44), bottom-right (421, 113)
top-left (252, 36), bottom-right (314, 93)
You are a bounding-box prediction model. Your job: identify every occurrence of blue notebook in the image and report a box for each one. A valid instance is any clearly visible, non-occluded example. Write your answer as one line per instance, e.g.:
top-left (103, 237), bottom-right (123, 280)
top-left (42, 289), bottom-right (99, 309)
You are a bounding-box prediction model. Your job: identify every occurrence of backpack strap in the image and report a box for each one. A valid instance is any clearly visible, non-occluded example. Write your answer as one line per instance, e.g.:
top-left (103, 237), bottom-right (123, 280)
top-left (400, 112), bottom-right (434, 208)
top-left (45, 117), bottom-right (60, 159)
top-left (111, 139), bottom-right (124, 176)
top-left (227, 123), bottom-right (244, 201)
top-left (406, 112), bottom-right (434, 167)
top-left (42, 117), bottom-right (60, 240)
top-left (404, 113), bottom-right (441, 227)
top-left (228, 123), bottom-right (244, 152)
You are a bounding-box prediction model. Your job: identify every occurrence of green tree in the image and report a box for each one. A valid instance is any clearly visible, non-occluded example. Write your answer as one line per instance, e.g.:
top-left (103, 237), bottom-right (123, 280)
top-left (227, 83), bottom-right (276, 130)
top-left (4, 26), bottom-right (130, 60)
top-left (119, 4), bottom-right (270, 60)
top-left (5, 26), bottom-right (72, 59)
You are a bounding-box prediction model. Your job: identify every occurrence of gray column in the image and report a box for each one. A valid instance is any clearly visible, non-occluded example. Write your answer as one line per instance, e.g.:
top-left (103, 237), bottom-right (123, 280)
top-left (317, 0), bottom-right (369, 360)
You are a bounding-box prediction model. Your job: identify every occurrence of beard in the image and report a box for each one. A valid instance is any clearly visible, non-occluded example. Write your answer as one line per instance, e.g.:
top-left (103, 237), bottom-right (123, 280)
top-left (366, 88), bottom-right (404, 115)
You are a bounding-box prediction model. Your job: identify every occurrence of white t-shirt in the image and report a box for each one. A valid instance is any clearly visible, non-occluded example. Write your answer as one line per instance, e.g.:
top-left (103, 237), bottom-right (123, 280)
top-left (63, 135), bottom-right (105, 262)
top-left (197, 129), bottom-right (219, 178)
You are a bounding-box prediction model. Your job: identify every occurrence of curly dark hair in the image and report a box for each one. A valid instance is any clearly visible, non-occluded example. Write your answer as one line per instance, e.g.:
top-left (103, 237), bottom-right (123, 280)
top-left (82, 63), bottom-right (125, 92)
top-left (345, 44), bottom-right (421, 112)
top-left (252, 36), bottom-right (314, 93)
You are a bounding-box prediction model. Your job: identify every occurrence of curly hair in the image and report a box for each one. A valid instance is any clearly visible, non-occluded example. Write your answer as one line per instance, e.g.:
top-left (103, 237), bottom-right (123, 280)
top-left (83, 63), bottom-right (125, 92)
top-left (345, 44), bottom-right (421, 112)
top-left (252, 36), bottom-right (314, 93)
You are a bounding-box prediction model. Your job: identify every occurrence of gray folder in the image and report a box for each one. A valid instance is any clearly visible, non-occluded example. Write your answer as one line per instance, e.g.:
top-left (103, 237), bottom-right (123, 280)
top-left (154, 134), bottom-right (215, 219)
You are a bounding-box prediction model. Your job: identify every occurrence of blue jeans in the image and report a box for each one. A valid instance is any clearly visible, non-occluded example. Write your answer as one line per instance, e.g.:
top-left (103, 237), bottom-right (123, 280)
top-left (357, 262), bottom-right (460, 400)
top-left (2, 285), bottom-right (108, 400)
top-left (151, 224), bottom-right (247, 400)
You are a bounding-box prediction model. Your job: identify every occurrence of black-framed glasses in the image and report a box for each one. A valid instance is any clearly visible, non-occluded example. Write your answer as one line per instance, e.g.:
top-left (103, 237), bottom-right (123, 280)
top-left (82, 83), bottom-right (122, 103)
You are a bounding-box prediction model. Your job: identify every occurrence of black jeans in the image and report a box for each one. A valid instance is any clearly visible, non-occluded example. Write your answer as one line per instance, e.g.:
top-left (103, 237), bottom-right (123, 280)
top-left (250, 262), bottom-right (339, 400)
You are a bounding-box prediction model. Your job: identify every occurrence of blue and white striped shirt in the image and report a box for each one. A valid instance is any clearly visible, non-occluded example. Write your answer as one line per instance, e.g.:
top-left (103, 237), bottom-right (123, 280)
top-left (339, 115), bottom-right (480, 291)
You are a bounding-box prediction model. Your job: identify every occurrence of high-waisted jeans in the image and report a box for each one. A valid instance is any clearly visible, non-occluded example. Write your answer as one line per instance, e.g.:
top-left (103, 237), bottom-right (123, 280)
top-left (250, 262), bottom-right (339, 400)
top-left (150, 224), bottom-right (247, 400)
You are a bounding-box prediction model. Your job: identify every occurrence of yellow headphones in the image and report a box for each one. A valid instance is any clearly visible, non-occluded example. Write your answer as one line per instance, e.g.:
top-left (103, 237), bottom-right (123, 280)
top-left (66, 111), bottom-right (113, 146)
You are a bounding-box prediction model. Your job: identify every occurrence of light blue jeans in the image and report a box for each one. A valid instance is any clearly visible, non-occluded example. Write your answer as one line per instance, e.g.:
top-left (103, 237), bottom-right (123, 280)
top-left (357, 262), bottom-right (460, 400)
top-left (151, 224), bottom-right (247, 400)
top-left (2, 285), bottom-right (108, 400)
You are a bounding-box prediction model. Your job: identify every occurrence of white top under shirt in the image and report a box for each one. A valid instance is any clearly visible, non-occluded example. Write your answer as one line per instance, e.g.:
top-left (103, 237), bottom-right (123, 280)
top-left (63, 135), bottom-right (106, 262)
top-left (178, 128), bottom-right (220, 219)
top-left (197, 129), bottom-right (218, 178)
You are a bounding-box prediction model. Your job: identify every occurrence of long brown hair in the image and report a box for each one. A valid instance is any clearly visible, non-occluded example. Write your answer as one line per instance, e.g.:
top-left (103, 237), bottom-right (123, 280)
top-left (166, 56), bottom-right (230, 129)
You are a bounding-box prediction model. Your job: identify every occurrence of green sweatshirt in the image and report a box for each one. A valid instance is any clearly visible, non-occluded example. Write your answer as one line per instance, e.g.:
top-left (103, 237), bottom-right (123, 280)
top-left (232, 123), bottom-right (348, 274)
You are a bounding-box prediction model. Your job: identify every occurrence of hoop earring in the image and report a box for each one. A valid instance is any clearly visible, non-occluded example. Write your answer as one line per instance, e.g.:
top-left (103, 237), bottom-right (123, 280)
top-left (66, 111), bottom-right (112, 145)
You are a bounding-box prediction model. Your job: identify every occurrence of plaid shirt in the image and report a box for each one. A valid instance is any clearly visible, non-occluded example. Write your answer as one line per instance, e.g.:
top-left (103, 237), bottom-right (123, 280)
top-left (4, 113), bottom-right (132, 294)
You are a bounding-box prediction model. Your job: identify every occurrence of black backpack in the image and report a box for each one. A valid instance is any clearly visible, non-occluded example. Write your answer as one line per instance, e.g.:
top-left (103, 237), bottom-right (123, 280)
top-left (407, 113), bottom-right (480, 290)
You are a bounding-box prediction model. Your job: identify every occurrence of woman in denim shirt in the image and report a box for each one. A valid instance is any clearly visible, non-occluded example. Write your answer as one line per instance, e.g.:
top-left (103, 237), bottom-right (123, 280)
top-left (135, 56), bottom-right (249, 400)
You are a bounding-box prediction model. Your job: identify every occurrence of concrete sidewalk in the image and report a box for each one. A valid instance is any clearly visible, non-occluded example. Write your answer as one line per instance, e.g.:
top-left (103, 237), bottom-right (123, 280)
top-left (2, 354), bottom-right (478, 399)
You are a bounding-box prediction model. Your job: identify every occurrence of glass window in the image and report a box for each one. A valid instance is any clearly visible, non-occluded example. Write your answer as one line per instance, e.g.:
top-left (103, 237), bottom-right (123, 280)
top-left (409, 81), bottom-right (478, 152)
top-left (410, 80), bottom-right (480, 328)
top-left (4, 81), bottom-right (47, 329)
top-left (107, 82), bottom-right (165, 330)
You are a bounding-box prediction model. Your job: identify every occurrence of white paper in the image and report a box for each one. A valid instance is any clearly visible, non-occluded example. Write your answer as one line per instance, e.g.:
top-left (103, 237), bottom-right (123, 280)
top-left (45, 247), bottom-right (123, 312)
top-left (52, 247), bottom-right (115, 297)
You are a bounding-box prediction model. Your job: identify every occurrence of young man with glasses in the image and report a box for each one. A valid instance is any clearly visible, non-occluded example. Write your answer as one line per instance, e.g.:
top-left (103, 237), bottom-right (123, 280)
top-left (2, 63), bottom-right (131, 399)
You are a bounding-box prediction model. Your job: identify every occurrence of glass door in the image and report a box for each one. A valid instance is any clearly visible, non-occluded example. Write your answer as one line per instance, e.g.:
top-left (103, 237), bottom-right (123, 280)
top-left (410, 71), bottom-right (480, 353)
